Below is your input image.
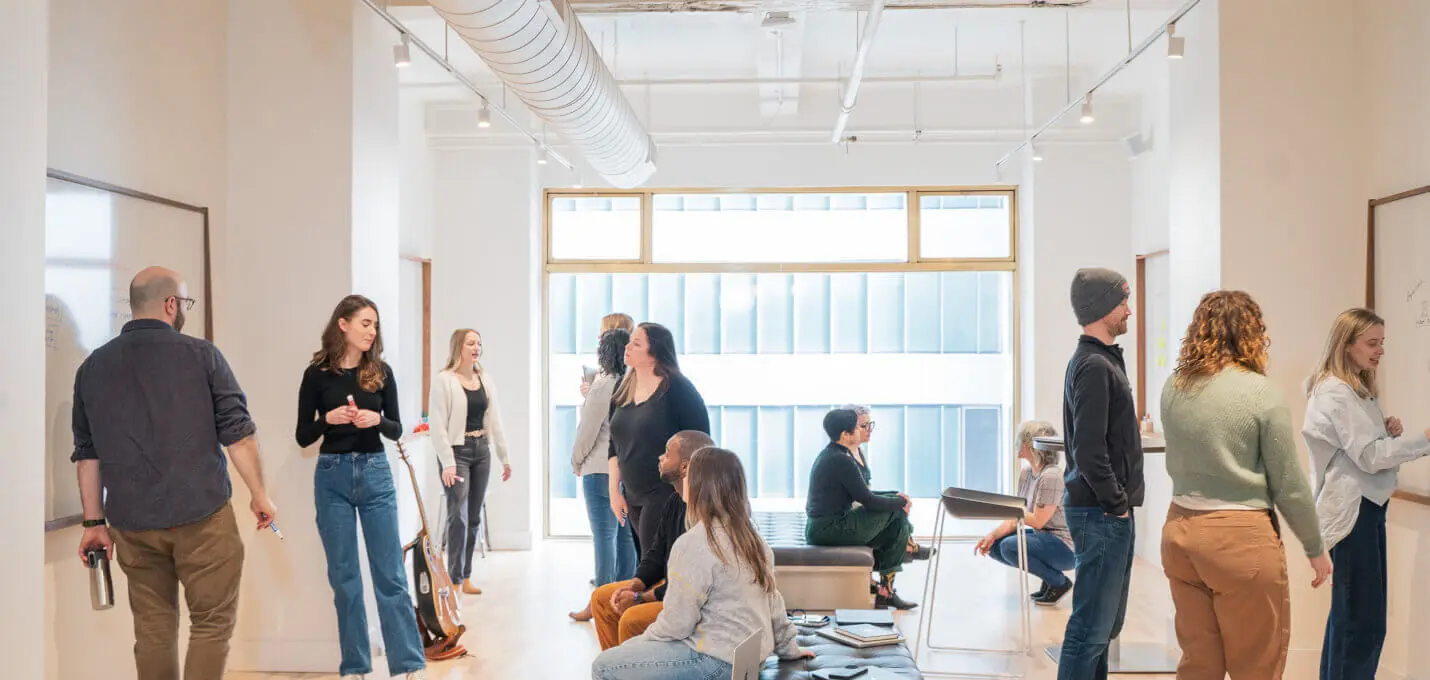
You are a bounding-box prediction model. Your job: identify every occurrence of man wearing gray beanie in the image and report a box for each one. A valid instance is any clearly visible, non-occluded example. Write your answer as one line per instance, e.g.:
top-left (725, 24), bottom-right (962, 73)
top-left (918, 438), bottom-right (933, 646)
top-left (1056, 267), bottom-right (1144, 680)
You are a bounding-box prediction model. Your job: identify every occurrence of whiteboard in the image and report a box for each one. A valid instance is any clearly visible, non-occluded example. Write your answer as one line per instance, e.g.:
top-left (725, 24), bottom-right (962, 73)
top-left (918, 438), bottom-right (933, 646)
top-left (1371, 190), bottom-right (1430, 497)
top-left (44, 173), bottom-right (210, 528)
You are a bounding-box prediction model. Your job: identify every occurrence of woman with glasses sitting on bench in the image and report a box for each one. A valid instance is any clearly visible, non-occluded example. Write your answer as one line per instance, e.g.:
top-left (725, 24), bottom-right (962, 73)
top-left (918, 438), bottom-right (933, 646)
top-left (975, 420), bottom-right (1076, 606)
top-left (592, 447), bottom-right (814, 680)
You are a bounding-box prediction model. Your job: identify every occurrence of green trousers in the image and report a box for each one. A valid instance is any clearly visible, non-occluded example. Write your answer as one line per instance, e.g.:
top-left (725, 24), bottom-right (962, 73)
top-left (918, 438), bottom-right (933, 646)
top-left (806, 504), bottom-right (913, 576)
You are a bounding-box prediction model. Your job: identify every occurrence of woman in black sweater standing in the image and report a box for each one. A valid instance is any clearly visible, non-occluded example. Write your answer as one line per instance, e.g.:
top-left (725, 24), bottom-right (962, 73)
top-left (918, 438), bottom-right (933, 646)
top-left (295, 295), bottom-right (426, 680)
top-left (608, 322), bottom-right (710, 554)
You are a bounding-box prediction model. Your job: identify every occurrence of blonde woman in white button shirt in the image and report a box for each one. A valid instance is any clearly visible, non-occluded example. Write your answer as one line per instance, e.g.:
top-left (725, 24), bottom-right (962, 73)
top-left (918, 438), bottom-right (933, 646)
top-left (430, 329), bottom-right (512, 596)
top-left (1303, 308), bottom-right (1430, 680)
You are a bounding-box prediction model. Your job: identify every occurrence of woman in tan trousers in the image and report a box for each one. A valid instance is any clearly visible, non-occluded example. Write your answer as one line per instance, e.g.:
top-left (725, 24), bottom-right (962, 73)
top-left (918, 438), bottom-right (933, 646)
top-left (1159, 290), bottom-right (1332, 679)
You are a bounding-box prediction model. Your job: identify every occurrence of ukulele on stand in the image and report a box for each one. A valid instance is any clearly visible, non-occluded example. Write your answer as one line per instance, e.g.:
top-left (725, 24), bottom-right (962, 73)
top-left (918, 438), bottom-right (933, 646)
top-left (396, 439), bottom-right (467, 661)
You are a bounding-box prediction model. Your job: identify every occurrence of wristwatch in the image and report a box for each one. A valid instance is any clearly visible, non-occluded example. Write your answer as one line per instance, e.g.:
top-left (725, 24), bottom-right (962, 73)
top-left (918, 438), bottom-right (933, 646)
top-left (81, 518), bottom-right (106, 528)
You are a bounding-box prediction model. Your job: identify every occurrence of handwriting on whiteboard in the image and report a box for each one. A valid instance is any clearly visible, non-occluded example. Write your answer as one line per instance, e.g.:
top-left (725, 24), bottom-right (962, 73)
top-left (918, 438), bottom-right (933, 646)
top-left (1409, 280), bottom-right (1425, 303)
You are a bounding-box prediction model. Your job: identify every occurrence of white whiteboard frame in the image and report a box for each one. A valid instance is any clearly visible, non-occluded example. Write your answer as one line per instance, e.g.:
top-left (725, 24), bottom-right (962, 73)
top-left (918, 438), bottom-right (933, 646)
top-left (1366, 183), bottom-right (1430, 507)
top-left (44, 169), bottom-right (212, 532)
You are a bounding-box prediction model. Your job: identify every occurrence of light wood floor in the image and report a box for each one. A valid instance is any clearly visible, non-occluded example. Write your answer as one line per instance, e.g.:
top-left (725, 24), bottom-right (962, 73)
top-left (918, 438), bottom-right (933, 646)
top-left (226, 538), bottom-right (1324, 679)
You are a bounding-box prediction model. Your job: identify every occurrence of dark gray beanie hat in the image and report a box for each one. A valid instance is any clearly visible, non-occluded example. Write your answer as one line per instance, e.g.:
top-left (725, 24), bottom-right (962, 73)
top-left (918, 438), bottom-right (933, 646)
top-left (1071, 268), bottom-right (1129, 326)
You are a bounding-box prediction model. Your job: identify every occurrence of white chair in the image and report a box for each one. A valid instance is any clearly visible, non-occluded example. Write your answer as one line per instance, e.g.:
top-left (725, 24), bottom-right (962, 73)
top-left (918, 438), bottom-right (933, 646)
top-left (730, 629), bottom-right (764, 680)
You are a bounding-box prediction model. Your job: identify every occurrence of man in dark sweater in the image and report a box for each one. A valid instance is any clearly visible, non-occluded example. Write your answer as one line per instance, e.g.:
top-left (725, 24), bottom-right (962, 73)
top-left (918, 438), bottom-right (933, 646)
top-left (805, 408), bottom-right (917, 610)
top-left (588, 429), bottom-right (714, 649)
top-left (1057, 267), bottom-right (1145, 680)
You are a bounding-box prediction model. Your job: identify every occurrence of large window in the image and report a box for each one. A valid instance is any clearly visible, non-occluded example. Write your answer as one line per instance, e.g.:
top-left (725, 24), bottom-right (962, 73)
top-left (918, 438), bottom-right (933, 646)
top-left (544, 188), bottom-right (1017, 537)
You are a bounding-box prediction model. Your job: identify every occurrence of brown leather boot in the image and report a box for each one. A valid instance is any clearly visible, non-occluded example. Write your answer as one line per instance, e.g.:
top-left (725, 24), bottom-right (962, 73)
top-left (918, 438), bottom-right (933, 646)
top-left (462, 579), bottom-right (482, 595)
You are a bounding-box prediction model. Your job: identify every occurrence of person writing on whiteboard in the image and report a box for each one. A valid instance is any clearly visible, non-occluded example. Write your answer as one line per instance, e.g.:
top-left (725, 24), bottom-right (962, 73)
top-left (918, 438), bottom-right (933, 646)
top-left (295, 295), bottom-right (426, 680)
top-left (71, 266), bottom-right (276, 680)
top-left (1303, 308), bottom-right (1430, 680)
top-left (428, 328), bottom-right (511, 597)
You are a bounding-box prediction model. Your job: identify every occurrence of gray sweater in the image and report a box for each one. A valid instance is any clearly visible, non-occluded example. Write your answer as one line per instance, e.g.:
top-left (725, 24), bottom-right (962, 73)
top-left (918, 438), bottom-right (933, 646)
top-left (1160, 368), bottom-right (1324, 556)
top-left (636, 521), bottom-right (802, 665)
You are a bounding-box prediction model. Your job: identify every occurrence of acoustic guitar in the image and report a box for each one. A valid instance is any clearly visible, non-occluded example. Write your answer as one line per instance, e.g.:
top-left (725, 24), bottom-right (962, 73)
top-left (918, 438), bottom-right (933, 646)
top-left (396, 440), bottom-right (467, 661)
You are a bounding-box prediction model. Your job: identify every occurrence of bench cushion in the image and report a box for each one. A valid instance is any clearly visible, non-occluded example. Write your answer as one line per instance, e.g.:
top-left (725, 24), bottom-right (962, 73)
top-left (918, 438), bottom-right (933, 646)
top-left (761, 627), bottom-right (922, 679)
top-left (755, 511), bottom-right (875, 569)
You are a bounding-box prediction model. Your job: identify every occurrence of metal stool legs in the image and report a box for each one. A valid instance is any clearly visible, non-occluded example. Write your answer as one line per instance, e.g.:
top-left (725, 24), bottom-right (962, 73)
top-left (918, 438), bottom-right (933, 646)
top-left (912, 502), bottom-right (1033, 678)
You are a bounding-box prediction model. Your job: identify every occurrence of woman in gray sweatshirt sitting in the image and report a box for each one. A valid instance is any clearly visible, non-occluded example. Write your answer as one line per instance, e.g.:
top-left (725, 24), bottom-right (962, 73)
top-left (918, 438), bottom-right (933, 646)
top-left (1160, 290), bottom-right (1331, 679)
top-left (591, 446), bottom-right (814, 680)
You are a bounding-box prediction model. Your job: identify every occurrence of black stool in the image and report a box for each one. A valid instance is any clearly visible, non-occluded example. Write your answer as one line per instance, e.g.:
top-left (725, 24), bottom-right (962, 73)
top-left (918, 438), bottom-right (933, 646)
top-left (913, 486), bottom-right (1032, 678)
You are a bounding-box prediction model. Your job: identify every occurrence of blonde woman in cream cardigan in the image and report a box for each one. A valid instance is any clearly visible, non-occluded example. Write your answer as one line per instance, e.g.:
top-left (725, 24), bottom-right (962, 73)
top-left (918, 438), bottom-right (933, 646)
top-left (430, 328), bottom-right (511, 595)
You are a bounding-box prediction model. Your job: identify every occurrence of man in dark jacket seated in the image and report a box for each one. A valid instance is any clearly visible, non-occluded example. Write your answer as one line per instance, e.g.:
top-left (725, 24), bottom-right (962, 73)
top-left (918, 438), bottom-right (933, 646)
top-left (587, 430), bottom-right (714, 648)
top-left (805, 408), bottom-right (918, 610)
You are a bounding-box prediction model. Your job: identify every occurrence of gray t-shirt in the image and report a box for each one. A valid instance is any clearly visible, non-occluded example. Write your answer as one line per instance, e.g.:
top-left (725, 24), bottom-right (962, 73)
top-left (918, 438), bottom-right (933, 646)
top-left (1018, 465), bottom-right (1072, 548)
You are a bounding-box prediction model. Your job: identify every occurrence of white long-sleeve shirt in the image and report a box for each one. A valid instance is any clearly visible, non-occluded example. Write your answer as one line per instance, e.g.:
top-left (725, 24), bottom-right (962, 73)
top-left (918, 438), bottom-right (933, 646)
top-left (636, 521), bottom-right (802, 665)
top-left (1302, 377), bottom-right (1430, 550)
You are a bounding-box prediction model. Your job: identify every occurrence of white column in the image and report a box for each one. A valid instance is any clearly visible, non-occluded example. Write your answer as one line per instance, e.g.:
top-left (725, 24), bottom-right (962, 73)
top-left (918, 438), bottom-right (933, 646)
top-left (432, 147), bottom-right (540, 550)
top-left (224, 0), bottom-right (358, 671)
top-left (0, 0), bottom-right (48, 677)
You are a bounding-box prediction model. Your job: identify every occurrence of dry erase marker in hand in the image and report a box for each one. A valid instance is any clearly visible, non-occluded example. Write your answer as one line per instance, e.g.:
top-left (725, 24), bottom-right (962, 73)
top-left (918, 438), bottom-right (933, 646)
top-left (347, 394), bottom-right (357, 409)
top-left (269, 521), bottom-right (284, 540)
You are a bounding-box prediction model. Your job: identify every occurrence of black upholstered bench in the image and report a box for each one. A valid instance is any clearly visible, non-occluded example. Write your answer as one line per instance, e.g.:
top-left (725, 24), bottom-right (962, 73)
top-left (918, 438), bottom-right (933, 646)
top-left (761, 627), bottom-right (923, 680)
top-left (754, 511), bottom-right (875, 611)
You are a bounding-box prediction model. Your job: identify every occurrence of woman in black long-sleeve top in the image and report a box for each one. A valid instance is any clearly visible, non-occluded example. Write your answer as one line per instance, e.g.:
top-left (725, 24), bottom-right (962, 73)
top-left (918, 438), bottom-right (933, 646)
top-left (295, 295), bottom-right (426, 680)
top-left (607, 322), bottom-right (710, 555)
top-left (805, 408), bottom-right (918, 610)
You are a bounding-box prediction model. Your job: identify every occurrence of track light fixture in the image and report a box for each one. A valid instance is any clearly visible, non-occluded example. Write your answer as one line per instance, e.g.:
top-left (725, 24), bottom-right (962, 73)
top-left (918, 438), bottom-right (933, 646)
top-left (393, 34), bottom-right (411, 68)
top-left (477, 101), bottom-right (491, 129)
top-left (1031, 143), bottom-right (1044, 162)
top-left (536, 143), bottom-right (548, 165)
top-left (1167, 22), bottom-right (1185, 59)
top-left (1080, 95), bottom-right (1095, 124)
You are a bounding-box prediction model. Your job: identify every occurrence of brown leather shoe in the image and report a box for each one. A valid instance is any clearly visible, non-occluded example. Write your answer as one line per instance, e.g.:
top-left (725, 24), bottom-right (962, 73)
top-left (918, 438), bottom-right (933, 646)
top-left (462, 579), bottom-right (482, 595)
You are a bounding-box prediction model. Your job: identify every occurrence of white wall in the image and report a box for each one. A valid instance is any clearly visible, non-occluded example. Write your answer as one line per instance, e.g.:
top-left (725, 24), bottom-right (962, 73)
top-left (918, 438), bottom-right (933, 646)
top-left (1, 1), bottom-right (49, 677)
top-left (44, 1), bottom-right (229, 676)
top-left (1356, 0), bottom-right (1430, 675)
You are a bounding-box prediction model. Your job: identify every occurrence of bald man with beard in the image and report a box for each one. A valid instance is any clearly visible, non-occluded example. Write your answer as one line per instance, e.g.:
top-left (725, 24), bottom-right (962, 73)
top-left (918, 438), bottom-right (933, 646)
top-left (72, 266), bottom-right (277, 680)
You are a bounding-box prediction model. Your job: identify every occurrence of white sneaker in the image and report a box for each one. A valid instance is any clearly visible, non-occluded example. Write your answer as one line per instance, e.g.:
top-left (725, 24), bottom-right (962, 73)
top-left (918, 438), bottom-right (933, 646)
top-left (339, 676), bottom-right (364, 680)
top-left (405, 673), bottom-right (428, 680)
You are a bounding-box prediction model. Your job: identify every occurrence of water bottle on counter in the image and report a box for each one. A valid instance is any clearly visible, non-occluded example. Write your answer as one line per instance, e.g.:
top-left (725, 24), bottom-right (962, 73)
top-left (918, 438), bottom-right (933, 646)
top-left (85, 548), bottom-right (114, 611)
top-left (1141, 413), bottom-right (1155, 435)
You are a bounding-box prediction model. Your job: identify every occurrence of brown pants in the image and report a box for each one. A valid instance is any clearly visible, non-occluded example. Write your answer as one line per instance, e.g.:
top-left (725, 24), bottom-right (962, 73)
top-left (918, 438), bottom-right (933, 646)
top-left (1161, 505), bottom-right (1290, 680)
top-left (590, 579), bottom-right (664, 650)
top-left (110, 504), bottom-right (245, 680)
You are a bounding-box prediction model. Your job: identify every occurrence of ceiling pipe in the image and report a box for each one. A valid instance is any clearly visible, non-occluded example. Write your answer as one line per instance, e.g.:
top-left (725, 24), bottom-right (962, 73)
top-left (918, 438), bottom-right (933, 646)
top-left (830, 0), bottom-right (888, 144)
top-left (993, 0), bottom-right (1202, 172)
top-left (611, 68), bottom-right (1000, 87)
top-left (357, 0), bottom-right (574, 170)
top-left (426, 0), bottom-right (657, 187)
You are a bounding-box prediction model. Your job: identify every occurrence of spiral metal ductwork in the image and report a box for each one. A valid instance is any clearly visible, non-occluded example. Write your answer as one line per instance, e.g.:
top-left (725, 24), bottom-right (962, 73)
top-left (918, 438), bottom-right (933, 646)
top-left (428, 0), bottom-right (657, 187)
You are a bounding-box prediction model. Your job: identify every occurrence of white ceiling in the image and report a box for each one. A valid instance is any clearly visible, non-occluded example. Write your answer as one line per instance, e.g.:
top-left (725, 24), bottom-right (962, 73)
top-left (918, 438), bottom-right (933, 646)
top-left (391, 1), bottom-right (1182, 142)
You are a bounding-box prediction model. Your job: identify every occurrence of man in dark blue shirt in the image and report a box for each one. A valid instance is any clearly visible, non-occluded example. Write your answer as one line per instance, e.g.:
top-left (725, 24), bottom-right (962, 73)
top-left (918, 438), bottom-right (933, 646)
top-left (72, 266), bottom-right (276, 680)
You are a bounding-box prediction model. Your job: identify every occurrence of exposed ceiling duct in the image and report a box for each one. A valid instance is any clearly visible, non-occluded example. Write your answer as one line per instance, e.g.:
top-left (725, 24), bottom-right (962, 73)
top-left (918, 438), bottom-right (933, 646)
top-left (427, 0), bottom-right (657, 187)
top-left (552, 0), bottom-right (1091, 12)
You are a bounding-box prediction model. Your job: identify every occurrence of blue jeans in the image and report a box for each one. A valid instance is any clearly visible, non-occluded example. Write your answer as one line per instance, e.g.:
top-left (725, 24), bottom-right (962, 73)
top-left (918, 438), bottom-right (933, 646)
top-left (592, 639), bottom-right (732, 680)
top-left (1057, 507), bottom-right (1136, 680)
top-left (314, 453), bottom-right (426, 677)
top-left (583, 473), bottom-right (637, 586)
top-left (987, 528), bottom-right (1075, 588)
top-left (1321, 497), bottom-right (1388, 680)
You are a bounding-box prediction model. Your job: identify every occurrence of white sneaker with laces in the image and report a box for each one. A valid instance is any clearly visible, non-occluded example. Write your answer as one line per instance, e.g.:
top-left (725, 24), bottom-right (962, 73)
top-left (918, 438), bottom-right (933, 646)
top-left (404, 673), bottom-right (428, 680)
top-left (338, 676), bottom-right (364, 680)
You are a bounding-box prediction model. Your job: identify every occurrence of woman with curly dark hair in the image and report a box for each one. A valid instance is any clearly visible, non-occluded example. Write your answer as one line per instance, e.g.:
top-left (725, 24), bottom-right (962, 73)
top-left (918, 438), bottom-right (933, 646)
top-left (569, 328), bottom-right (637, 621)
top-left (1158, 290), bottom-right (1330, 679)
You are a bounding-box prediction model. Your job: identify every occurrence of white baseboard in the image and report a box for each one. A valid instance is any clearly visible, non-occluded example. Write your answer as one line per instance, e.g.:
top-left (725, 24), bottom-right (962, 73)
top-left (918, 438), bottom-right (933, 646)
top-left (228, 638), bottom-right (340, 673)
top-left (487, 530), bottom-right (532, 550)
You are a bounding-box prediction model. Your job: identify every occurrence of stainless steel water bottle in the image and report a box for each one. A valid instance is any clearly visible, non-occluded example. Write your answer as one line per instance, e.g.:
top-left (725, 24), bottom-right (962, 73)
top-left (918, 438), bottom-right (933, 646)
top-left (86, 548), bottom-right (114, 611)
